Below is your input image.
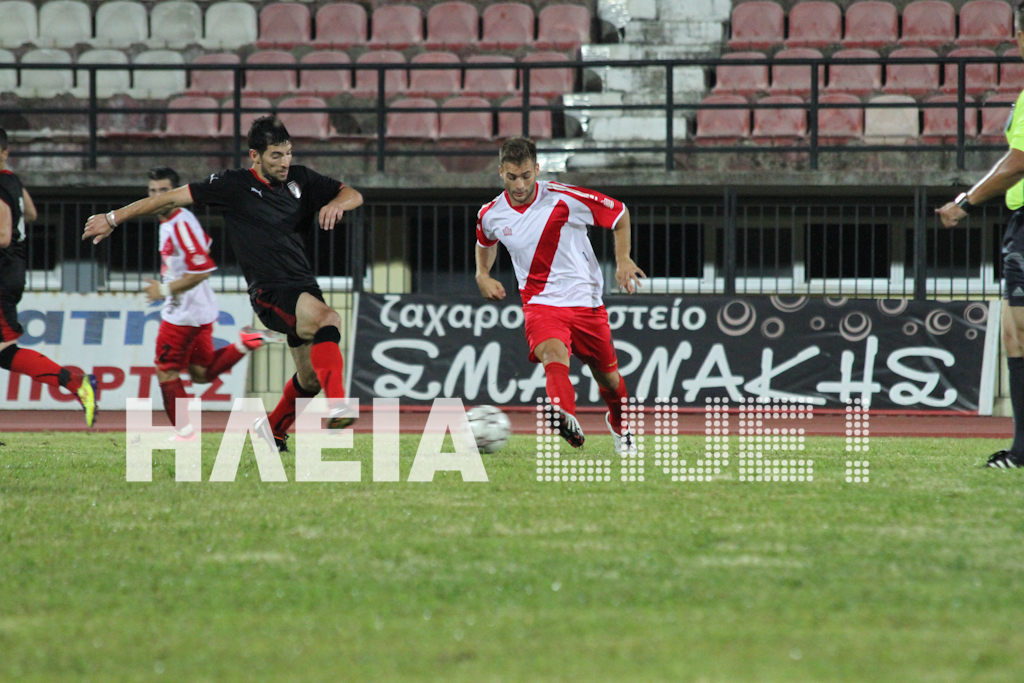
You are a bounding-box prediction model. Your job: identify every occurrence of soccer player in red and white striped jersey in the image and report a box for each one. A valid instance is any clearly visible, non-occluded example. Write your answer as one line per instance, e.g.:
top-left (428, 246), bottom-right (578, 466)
top-left (475, 137), bottom-right (646, 454)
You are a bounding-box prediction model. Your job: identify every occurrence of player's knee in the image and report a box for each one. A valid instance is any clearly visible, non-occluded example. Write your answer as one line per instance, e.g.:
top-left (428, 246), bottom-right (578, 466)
top-left (0, 343), bottom-right (17, 370)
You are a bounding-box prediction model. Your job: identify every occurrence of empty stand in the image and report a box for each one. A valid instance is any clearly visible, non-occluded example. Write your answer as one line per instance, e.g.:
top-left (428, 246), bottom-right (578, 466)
top-left (0, 49), bottom-right (15, 92)
top-left (407, 52), bottom-right (462, 98)
top-left (369, 5), bottom-right (424, 50)
top-left (958, 0), bottom-right (1013, 47)
top-left (712, 52), bottom-right (768, 96)
top-left (74, 48), bottom-right (130, 98)
top-left (883, 47), bottom-right (939, 96)
top-left (440, 96), bottom-right (493, 139)
top-left (941, 47), bottom-right (998, 95)
top-left (817, 92), bottom-right (863, 141)
top-left (980, 92), bottom-right (1017, 141)
top-left (464, 55), bottom-right (517, 98)
top-left (753, 95), bottom-right (807, 141)
top-left (164, 95), bottom-right (219, 136)
top-left (863, 94), bottom-right (919, 141)
top-left (130, 49), bottom-right (186, 98)
top-left (826, 49), bottom-right (881, 95)
top-left (219, 96), bottom-right (272, 137)
top-left (298, 51), bottom-right (351, 96)
top-left (899, 0), bottom-right (956, 47)
top-left (93, 1), bottom-right (148, 48)
top-left (352, 50), bottom-right (407, 98)
top-left (999, 46), bottom-right (1024, 93)
top-left (203, 1), bottom-right (258, 50)
top-left (0, 1), bottom-right (37, 48)
top-left (387, 97), bottom-right (439, 139)
top-left (426, 2), bottom-right (479, 50)
top-left (186, 53), bottom-right (240, 98)
top-left (257, 2), bottom-right (311, 49)
top-left (480, 3), bottom-right (534, 50)
top-left (921, 94), bottom-right (978, 142)
top-left (37, 0), bottom-right (90, 48)
top-left (521, 52), bottom-right (574, 98)
top-left (244, 50), bottom-right (297, 98)
top-left (536, 4), bottom-right (591, 51)
top-left (769, 48), bottom-right (824, 95)
top-left (16, 48), bottom-right (73, 97)
top-left (497, 95), bottom-right (552, 139)
top-left (785, 1), bottom-right (842, 48)
top-left (727, 1), bottom-right (784, 50)
top-left (842, 1), bottom-right (898, 48)
top-left (312, 3), bottom-right (367, 48)
top-left (694, 94), bottom-right (750, 144)
top-left (149, 1), bottom-right (203, 48)
top-left (277, 96), bottom-right (336, 138)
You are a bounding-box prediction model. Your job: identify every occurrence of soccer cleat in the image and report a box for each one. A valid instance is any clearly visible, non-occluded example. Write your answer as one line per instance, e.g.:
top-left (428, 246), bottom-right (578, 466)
top-left (985, 450), bottom-right (1024, 468)
top-left (552, 408), bottom-right (585, 448)
top-left (168, 431), bottom-right (197, 443)
top-left (239, 325), bottom-right (286, 350)
top-left (274, 433), bottom-right (289, 453)
top-left (326, 404), bottom-right (357, 430)
top-left (77, 373), bottom-right (98, 427)
top-left (253, 416), bottom-right (280, 453)
top-left (605, 413), bottom-right (637, 456)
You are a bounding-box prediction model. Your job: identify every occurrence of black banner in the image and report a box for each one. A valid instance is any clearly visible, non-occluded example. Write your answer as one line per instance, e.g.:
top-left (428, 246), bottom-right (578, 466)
top-left (350, 294), bottom-right (995, 412)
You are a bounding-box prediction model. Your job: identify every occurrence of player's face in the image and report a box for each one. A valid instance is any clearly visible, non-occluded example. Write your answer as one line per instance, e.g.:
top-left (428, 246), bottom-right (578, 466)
top-left (252, 142), bottom-right (293, 184)
top-left (500, 160), bottom-right (539, 206)
top-left (148, 178), bottom-right (175, 219)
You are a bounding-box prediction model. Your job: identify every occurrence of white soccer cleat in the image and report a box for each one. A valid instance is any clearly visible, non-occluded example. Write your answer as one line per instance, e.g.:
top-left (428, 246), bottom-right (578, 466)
top-left (605, 413), bottom-right (637, 456)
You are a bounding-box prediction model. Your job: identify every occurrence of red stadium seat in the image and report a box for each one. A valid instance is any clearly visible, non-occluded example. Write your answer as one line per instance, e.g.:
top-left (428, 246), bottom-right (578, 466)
top-left (753, 94), bottom-right (807, 142)
top-left (769, 48), bottom-right (824, 95)
top-left (218, 96), bottom-right (272, 137)
top-left (387, 97), bottom-right (439, 139)
top-left (694, 94), bottom-right (750, 144)
top-left (244, 50), bottom-right (297, 97)
top-left (426, 1), bottom-right (479, 50)
top-left (407, 51), bottom-right (462, 98)
top-left (299, 51), bottom-right (351, 97)
top-left (958, 0), bottom-right (1013, 47)
top-left (899, 0), bottom-right (956, 47)
top-left (164, 95), bottom-right (219, 136)
top-left (312, 3), bottom-right (367, 49)
top-left (497, 96), bottom-right (552, 139)
top-left (369, 4), bottom-right (424, 49)
top-left (921, 94), bottom-right (978, 142)
top-left (464, 55), bottom-right (517, 98)
top-left (785, 1), bottom-right (842, 48)
top-left (727, 1), bottom-right (784, 50)
top-left (826, 49), bottom-right (881, 95)
top-left (352, 50), bottom-right (407, 98)
top-left (186, 52), bottom-right (239, 98)
top-left (520, 52), bottom-right (574, 98)
top-left (817, 92), bottom-right (863, 142)
top-left (257, 2), bottom-right (311, 49)
top-left (440, 96), bottom-right (493, 139)
top-left (480, 3), bottom-right (534, 50)
top-left (941, 47), bottom-right (997, 95)
top-left (842, 1), bottom-right (898, 48)
top-left (536, 4), bottom-right (591, 51)
top-left (999, 46), bottom-right (1024, 93)
top-left (979, 91), bottom-right (1017, 141)
top-left (883, 47), bottom-right (939, 96)
top-left (712, 52), bottom-right (768, 96)
top-left (277, 96), bottom-right (337, 139)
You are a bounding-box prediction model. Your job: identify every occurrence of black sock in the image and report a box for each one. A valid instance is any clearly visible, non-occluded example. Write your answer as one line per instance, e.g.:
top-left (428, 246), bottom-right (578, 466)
top-left (1009, 357), bottom-right (1024, 455)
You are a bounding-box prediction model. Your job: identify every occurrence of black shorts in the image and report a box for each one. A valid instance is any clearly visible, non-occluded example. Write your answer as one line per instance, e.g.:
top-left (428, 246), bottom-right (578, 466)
top-left (1003, 209), bottom-right (1024, 306)
top-left (0, 255), bottom-right (26, 343)
top-left (249, 283), bottom-right (325, 347)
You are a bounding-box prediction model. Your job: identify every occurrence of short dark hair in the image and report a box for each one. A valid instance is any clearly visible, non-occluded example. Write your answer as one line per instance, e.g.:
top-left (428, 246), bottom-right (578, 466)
top-left (248, 116), bottom-right (291, 153)
top-left (148, 166), bottom-right (179, 186)
top-left (499, 136), bottom-right (537, 167)
top-left (0, 128), bottom-right (8, 152)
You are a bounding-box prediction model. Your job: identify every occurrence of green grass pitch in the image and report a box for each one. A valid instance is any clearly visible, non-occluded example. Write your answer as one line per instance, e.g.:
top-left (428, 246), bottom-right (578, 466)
top-left (2, 431), bottom-right (1024, 682)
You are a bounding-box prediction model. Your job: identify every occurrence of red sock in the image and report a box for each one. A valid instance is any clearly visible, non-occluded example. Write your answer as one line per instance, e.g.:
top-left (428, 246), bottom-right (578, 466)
top-left (10, 348), bottom-right (80, 391)
top-left (204, 344), bottom-right (245, 381)
top-left (599, 374), bottom-right (628, 434)
top-left (268, 374), bottom-right (318, 437)
top-left (310, 328), bottom-right (346, 399)
top-left (544, 362), bottom-right (576, 415)
top-left (159, 378), bottom-right (190, 429)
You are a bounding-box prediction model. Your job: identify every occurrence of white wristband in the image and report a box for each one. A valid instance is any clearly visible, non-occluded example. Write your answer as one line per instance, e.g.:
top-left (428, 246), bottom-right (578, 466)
top-left (158, 283), bottom-right (172, 297)
top-left (105, 211), bottom-right (117, 228)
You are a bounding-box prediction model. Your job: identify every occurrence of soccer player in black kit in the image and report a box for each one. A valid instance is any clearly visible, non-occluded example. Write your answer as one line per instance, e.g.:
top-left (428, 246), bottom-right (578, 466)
top-left (83, 117), bottom-right (363, 448)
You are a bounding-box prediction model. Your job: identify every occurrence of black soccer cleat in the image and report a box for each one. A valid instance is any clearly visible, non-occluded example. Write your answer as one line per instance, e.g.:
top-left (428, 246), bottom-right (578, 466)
top-left (985, 450), bottom-right (1024, 468)
top-left (552, 408), bottom-right (585, 449)
top-left (274, 434), bottom-right (289, 453)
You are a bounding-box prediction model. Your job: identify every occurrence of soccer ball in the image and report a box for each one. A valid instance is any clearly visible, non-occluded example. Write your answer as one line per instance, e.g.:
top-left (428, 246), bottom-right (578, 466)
top-left (466, 404), bottom-right (512, 453)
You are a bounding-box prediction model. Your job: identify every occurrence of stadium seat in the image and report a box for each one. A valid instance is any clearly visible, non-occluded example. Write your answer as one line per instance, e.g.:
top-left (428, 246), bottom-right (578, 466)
top-left (0, 1), bottom-right (37, 48)
top-left (164, 95), bottom-right (219, 136)
top-left (73, 49), bottom-right (131, 98)
top-left (727, 1), bottom-right (784, 50)
top-left (352, 50), bottom-right (407, 98)
top-left (387, 97), bottom-right (439, 139)
top-left (920, 94), bottom-right (978, 142)
top-left (312, 3), bottom-right (367, 48)
top-left (712, 52), bottom-right (768, 96)
top-left (497, 95), bottom-right (552, 139)
top-left (769, 48), bottom-right (825, 96)
top-left (826, 49), bottom-right (881, 95)
top-left (244, 50), bottom-right (297, 98)
top-left (407, 51), bottom-right (462, 98)
top-left (426, 2), bottom-right (479, 50)
top-left (219, 95), bottom-right (272, 137)
top-left (37, 0), bottom-right (91, 48)
top-left (842, 1), bottom-right (898, 48)
top-left (785, 1), bottom-right (842, 48)
top-left (480, 3), bottom-right (534, 50)
top-left (999, 46), bottom-right (1024, 93)
top-left (694, 94), bottom-right (750, 144)
top-left (369, 5), bottom-right (424, 49)
top-left (186, 53), bottom-right (240, 98)
top-left (149, 1), bottom-right (203, 48)
top-left (536, 4), bottom-right (592, 51)
top-left (130, 49), bottom-right (186, 98)
top-left (277, 96), bottom-right (337, 139)
top-left (883, 47), bottom-right (939, 96)
top-left (817, 92), bottom-right (863, 142)
top-left (863, 94), bottom-right (918, 141)
top-left (941, 47), bottom-right (997, 95)
top-left (257, 2), bottom-right (311, 49)
top-left (753, 95), bottom-right (807, 142)
top-left (899, 0), bottom-right (956, 47)
top-left (16, 48), bottom-right (73, 97)
top-left (520, 52), bottom-right (574, 98)
top-left (298, 51), bottom-right (351, 97)
top-left (440, 96), bottom-right (493, 139)
top-left (958, 0), bottom-right (1013, 47)
top-left (0, 49), bottom-right (15, 93)
top-left (979, 92), bottom-right (1017, 141)
top-left (203, 1), bottom-right (258, 50)
top-left (464, 55), bottom-right (517, 98)
top-left (94, 1), bottom-right (148, 48)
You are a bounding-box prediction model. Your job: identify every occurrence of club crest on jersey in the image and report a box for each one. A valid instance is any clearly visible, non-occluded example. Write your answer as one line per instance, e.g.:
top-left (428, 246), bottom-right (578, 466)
top-left (287, 181), bottom-right (302, 199)
top-left (502, 226), bottom-right (513, 236)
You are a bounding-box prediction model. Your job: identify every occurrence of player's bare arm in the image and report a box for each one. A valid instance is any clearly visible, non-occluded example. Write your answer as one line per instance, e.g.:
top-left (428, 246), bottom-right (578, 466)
top-left (937, 148), bottom-right (1024, 227)
top-left (317, 185), bottom-right (363, 231)
top-left (143, 272), bottom-right (211, 303)
top-left (475, 244), bottom-right (506, 301)
top-left (0, 199), bottom-right (11, 248)
top-left (22, 188), bottom-right (36, 223)
top-left (83, 185), bottom-right (195, 244)
top-left (612, 210), bottom-right (646, 294)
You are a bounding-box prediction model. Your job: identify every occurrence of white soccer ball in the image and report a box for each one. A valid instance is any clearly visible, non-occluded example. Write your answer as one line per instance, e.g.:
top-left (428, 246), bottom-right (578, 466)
top-left (466, 404), bottom-right (512, 453)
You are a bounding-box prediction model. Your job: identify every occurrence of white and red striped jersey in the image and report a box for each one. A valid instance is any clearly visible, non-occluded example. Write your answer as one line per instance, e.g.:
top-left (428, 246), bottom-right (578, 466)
top-left (158, 208), bottom-right (218, 326)
top-left (476, 180), bottom-right (626, 307)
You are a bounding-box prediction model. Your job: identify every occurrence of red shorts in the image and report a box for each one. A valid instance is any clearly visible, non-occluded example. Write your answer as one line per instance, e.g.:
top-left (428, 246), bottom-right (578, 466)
top-left (523, 304), bottom-right (619, 372)
top-left (154, 320), bottom-right (215, 371)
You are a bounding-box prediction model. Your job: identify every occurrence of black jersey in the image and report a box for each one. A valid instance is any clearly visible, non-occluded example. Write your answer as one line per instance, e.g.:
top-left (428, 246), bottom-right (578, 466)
top-left (187, 165), bottom-right (343, 290)
top-left (0, 169), bottom-right (26, 262)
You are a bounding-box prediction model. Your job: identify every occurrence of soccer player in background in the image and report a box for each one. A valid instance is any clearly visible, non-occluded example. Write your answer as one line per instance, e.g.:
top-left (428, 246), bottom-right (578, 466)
top-left (474, 136), bottom-right (646, 455)
top-left (143, 166), bottom-right (283, 440)
top-left (0, 128), bottom-right (97, 426)
top-left (83, 118), bottom-right (363, 450)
